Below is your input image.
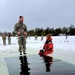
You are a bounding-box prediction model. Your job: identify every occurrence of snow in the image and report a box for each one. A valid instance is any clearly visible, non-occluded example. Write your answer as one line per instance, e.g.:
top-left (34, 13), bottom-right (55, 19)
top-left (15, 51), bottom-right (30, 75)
top-left (53, 36), bottom-right (75, 50)
top-left (0, 36), bottom-right (75, 57)
top-left (0, 36), bottom-right (75, 75)
top-left (0, 36), bottom-right (75, 58)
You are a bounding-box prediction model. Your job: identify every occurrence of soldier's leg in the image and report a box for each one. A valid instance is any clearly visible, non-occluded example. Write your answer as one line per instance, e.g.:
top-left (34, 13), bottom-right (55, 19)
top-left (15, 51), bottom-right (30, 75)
top-left (8, 38), bottom-right (11, 45)
top-left (5, 40), bottom-right (6, 45)
top-left (3, 40), bottom-right (5, 45)
top-left (8, 40), bottom-right (10, 45)
top-left (22, 37), bottom-right (26, 54)
top-left (3, 39), bottom-right (6, 45)
top-left (18, 37), bottom-right (23, 55)
top-left (9, 40), bottom-right (11, 45)
top-left (9, 38), bottom-right (11, 45)
top-left (10, 40), bottom-right (11, 45)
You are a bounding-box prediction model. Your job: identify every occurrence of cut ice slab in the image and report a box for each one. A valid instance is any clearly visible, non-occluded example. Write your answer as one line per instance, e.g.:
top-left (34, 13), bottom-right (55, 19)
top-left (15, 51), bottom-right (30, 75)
top-left (5, 55), bottom-right (75, 75)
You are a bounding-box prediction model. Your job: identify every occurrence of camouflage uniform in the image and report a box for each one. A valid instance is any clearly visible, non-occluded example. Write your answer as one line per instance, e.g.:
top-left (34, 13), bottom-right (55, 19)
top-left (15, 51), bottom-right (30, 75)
top-left (35, 35), bottom-right (38, 40)
top-left (41, 35), bottom-right (43, 41)
top-left (14, 22), bottom-right (27, 54)
top-left (8, 33), bottom-right (11, 45)
top-left (2, 33), bottom-right (6, 45)
top-left (28, 35), bottom-right (30, 39)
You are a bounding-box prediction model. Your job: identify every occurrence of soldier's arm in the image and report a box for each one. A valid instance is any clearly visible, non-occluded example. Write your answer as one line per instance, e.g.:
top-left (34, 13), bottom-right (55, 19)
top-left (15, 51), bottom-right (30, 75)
top-left (24, 24), bottom-right (27, 36)
top-left (14, 23), bottom-right (18, 35)
top-left (24, 24), bottom-right (27, 32)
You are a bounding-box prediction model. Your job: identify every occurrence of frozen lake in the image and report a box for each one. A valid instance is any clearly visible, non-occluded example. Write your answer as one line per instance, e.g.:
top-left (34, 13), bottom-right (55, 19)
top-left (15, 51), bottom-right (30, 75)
top-left (5, 54), bottom-right (75, 75)
top-left (0, 36), bottom-right (75, 75)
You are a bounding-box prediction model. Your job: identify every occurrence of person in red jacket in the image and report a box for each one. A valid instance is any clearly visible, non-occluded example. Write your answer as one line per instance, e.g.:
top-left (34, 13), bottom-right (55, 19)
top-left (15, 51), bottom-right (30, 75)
top-left (39, 34), bottom-right (53, 56)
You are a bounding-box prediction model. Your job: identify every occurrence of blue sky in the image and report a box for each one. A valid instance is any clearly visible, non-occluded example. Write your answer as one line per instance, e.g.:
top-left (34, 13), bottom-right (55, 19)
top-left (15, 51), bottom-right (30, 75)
top-left (0, 0), bottom-right (75, 32)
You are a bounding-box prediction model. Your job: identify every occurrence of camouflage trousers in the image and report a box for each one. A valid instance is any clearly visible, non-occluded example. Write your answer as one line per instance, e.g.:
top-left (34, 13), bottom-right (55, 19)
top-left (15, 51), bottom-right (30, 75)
top-left (8, 40), bottom-right (11, 45)
top-left (8, 38), bottom-right (11, 45)
top-left (18, 36), bottom-right (26, 53)
top-left (3, 39), bottom-right (6, 45)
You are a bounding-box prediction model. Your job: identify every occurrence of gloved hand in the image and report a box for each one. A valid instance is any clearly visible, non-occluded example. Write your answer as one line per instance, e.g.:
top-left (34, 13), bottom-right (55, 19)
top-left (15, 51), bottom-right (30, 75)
top-left (24, 32), bottom-right (27, 36)
top-left (17, 32), bottom-right (20, 36)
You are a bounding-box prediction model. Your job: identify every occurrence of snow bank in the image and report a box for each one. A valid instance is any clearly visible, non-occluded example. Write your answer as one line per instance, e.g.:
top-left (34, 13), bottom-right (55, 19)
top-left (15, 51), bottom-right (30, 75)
top-left (0, 58), bottom-right (9, 75)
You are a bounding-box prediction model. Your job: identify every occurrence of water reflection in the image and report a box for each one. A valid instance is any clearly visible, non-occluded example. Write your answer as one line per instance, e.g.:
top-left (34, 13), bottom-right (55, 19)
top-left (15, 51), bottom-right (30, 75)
top-left (19, 55), bottom-right (30, 75)
top-left (43, 56), bottom-right (53, 72)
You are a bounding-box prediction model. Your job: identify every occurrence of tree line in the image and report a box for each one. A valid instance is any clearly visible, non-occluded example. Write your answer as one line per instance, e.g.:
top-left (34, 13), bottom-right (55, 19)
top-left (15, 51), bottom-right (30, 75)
top-left (27, 25), bottom-right (75, 36)
top-left (0, 25), bottom-right (75, 36)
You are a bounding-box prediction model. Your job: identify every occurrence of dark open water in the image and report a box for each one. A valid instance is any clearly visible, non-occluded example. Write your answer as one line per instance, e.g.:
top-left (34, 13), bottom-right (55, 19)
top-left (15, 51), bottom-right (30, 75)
top-left (5, 55), bottom-right (75, 75)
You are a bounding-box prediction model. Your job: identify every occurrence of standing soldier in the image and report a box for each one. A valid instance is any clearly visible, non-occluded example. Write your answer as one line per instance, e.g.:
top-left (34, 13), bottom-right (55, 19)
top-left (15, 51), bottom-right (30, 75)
top-left (41, 35), bottom-right (43, 41)
top-left (66, 35), bottom-right (68, 39)
top-left (14, 16), bottom-right (27, 55)
top-left (35, 35), bottom-right (38, 40)
top-left (2, 33), bottom-right (6, 45)
top-left (28, 35), bottom-right (30, 39)
top-left (8, 33), bottom-right (11, 45)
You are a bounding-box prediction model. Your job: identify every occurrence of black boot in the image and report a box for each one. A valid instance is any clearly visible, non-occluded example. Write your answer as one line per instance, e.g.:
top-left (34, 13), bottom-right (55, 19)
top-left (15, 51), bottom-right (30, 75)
top-left (20, 51), bottom-right (22, 55)
top-left (23, 48), bottom-right (26, 54)
top-left (23, 50), bottom-right (26, 55)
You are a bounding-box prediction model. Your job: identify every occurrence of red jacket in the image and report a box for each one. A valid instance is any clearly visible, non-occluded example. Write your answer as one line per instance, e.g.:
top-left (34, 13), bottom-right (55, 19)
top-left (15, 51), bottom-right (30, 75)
top-left (43, 38), bottom-right (53, 54)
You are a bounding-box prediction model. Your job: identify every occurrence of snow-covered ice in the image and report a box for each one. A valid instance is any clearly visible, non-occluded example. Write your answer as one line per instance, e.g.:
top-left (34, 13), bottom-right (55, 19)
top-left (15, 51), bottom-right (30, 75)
top-left (0, 36), bottom-right (75, 75)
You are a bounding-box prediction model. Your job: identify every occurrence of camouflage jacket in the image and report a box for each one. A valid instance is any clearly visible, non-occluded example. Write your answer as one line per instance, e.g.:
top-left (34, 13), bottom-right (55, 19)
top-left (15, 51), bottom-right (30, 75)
top-left (14, 22), bottom-right (27, 36)
top-left (2, 33), bottom-right (6, 39)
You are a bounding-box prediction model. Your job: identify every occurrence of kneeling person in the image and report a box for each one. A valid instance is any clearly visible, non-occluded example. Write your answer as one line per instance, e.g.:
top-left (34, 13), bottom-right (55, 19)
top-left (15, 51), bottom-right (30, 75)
top-left (39, 34), bottom-right (53, 56)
